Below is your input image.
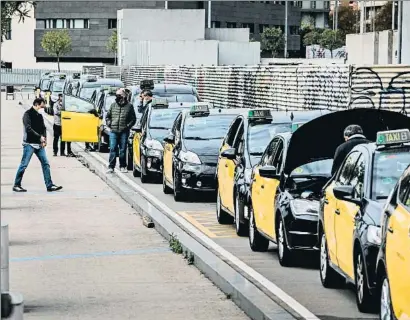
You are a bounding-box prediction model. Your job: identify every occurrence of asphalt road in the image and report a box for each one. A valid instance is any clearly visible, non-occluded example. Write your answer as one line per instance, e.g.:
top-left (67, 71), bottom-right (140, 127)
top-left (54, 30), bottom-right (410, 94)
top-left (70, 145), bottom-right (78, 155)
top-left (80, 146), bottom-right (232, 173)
top-left (97, 151), bottom-right (378, 320)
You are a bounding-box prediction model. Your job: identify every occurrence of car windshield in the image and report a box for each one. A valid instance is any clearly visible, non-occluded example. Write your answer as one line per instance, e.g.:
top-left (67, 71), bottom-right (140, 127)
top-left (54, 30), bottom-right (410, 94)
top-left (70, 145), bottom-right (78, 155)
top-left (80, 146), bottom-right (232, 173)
top-left (79, 87), bottom-right (98, 100)
top-left (183, 114), bottom-right (237, 141)
top-left (51, 81), bottom-right (65, 92)
top-left (290, 159), bottom-right (333, 177)
top-left (105, 95), bottom-right (116, 110)
top-left (148, 108), bottom-right (184, 140)
top-left (372, 149), bottom-right (410, 200)
top-left (40, 79), bottom-right (50, 91)
top-left (154, 93), bottom-right (198, 103)
top-left (247, 122), bottom-right (293, 165)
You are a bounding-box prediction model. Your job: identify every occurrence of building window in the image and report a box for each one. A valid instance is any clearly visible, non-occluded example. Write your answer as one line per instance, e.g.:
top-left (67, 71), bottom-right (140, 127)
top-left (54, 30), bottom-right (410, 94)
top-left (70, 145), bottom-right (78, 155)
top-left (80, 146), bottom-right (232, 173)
top-left (274, 25), bottom-right (285, 33)
top-left (108, 19), bottom-right (117, 29)
top-left (226, 22), bottom-right (236, 28)
top-left (324, 1), bottom-right (330, 9)
top-left (259, 24), bottom-right (269, 34)
top-left (290, 26), bottom-right (299, 35)
top-left (295, 1), bottom-right (303, 7)
top-left (310, 1), bottom-right (316, 9)
top-left (4, 19), bottom-right (11, 40)
top-left (211, 21), bottom-right (220, 28)
top-left (242, 23), bottom-right (254, 34)
top-left (37, 19), bottom-right (89, 29)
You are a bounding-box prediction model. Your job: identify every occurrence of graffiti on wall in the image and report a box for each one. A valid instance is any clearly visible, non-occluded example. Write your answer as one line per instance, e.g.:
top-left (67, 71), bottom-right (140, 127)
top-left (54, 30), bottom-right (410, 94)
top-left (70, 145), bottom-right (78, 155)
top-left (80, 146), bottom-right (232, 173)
top-left (349, 67), bottom-right (410, 114)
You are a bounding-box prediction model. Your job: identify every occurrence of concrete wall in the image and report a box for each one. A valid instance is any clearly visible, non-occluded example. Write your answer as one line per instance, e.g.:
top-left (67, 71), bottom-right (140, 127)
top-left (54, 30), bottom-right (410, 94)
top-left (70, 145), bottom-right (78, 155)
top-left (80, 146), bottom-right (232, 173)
top-left (402, 1), bottom-right (410, 64)
top-left (118, 9), bottom-right (205, 42)
top-left (122, 40), bottom-right (219, 66)
top-left (205, 28), bottom-right (249, 42)
top-left (378, 30), bottom-right (393, 65)
top-left (218, 42), bottom-right (260, 65)
top-left (346, 32), bottom-right (378, 65)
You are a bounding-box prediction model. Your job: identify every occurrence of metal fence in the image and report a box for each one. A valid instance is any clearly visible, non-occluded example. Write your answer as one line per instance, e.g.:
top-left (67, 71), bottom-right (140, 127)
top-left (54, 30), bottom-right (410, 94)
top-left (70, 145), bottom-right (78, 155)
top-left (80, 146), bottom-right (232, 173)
top-left (1, 68), bottom-right (81, 86)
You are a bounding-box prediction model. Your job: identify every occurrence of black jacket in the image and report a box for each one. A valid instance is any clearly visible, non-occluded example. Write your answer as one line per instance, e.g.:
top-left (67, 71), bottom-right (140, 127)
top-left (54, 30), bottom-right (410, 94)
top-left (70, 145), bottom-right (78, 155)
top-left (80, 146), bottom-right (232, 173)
top-left (331, 135), bottom-right (370, 175)
top-left (137, 100), bottom-right (152, 114)
top-left (106, 102), bottom-right (136, 133)
top-left (23, 107), bottom-right (47, 144)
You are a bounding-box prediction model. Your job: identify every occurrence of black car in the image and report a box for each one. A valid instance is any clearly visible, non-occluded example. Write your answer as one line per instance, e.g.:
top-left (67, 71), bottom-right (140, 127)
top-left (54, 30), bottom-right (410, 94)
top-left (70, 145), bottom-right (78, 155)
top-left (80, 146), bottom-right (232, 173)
top-left (77, 78), bottom-right (123, 101)
top-left (319, 128), bottom-right (410, 312)
top-left (162, 104), bottom-right (241, 201)
top-left (216, 109), bottom-right (326, 236)
top-left (130, 98), bottom-right (192, 183)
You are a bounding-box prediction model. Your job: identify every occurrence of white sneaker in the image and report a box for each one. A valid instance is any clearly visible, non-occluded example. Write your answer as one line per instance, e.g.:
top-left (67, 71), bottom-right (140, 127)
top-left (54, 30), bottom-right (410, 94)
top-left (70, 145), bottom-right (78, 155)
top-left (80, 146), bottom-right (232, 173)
top-left (120, 167), bottom-right (128, 173)
top-left (106, 168), bottom-right (114, 174)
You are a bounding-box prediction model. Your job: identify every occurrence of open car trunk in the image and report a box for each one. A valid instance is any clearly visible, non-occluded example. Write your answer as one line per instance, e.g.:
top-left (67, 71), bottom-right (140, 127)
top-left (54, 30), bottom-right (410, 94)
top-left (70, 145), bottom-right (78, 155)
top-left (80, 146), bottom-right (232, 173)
top-left (283, 108), bottom-right (410, 175)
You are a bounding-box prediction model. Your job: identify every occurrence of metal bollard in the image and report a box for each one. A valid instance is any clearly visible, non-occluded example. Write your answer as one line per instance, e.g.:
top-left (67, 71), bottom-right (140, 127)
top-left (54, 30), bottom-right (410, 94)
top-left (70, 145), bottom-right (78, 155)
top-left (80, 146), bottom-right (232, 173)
top-left (8, 293), bottom-right (24, 320)
top-left (1, 222), bottom-right (9, 292)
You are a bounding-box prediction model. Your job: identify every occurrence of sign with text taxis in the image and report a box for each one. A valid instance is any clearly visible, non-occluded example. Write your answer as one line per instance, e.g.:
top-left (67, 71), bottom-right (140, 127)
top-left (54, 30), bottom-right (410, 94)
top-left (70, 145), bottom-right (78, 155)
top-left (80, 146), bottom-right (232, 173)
top-left (376, 129), bottom-right (410, 146)
top-left (248, 109), bottom-right (272, 121)
top-left (190, 103), bottom-right (210, 116)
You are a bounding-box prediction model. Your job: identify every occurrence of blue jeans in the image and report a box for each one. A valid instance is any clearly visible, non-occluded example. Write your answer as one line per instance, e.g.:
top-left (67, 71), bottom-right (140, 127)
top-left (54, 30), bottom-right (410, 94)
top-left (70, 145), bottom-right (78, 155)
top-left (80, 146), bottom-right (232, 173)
top-left (14, 145), bottom-right (53, 189)
top-left (108, 131), bottom-right (128, 169)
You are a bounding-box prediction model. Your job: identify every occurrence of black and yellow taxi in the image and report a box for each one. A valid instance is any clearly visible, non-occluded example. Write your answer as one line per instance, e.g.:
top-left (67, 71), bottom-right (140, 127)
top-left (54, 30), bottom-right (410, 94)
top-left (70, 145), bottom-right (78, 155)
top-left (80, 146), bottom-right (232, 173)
top-left (48, 74), bottom-right (68, 111)
top-left (35, 73), bottom-right (53, 98)
top-left (62, 72), bottom-right (81, 96)
top-left (319, 119), bottom-right (410, 312)
top-left (130, 98), bottom-right (191, 183)
top-left (246, 112), bottom-right (331, 265)
top-left (162, 104), bottom-right (241, 201)
top-left (216, 109), bottom-right (325, 236)
top-left (376, 163), bottom-right (410, 320)
top-left (77, 78), bottom-right (123, 101)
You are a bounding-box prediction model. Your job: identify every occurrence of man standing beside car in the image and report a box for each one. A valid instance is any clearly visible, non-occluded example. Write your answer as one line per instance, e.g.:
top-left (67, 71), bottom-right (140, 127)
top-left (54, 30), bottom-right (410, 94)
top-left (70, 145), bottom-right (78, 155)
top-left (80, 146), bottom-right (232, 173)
top-left (137, 90), bottom-right (153, 114)
top-left (53, 94), bottom-right (74, 157)
top-left (105, 88), bottom-right (136, 173)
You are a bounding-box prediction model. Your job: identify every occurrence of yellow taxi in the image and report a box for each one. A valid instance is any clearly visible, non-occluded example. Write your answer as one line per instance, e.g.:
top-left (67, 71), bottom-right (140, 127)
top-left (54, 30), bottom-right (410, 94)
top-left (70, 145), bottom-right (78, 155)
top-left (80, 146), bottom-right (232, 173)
top-left (377, 164), bottom-right (410, 320)
top-left (319, 127), bottom-right (410, 313)
top-left (60, 94), bottom-right (101, 143)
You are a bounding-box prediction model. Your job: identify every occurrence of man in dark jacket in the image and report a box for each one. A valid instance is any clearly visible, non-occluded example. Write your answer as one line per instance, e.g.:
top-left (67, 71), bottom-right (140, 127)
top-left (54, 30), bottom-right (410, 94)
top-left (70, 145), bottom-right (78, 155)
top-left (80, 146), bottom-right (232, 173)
top-left (137, 90), bottom-right (153, 114)
top-left (13, 98), bottom-right (62, 192)
top-left (105, 88), bottom-right (137, 173)
top-left (331, 124), bottom-right (370, 176)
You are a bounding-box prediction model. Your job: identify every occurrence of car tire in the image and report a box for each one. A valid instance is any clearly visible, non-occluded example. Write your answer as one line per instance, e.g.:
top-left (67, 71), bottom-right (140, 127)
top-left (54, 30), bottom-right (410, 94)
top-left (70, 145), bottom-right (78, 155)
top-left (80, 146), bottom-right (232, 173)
top-left (216, 188), bottom-right (233, 224)
top-left (248, 204), bottom-right (269, 252)
top-left (379, 275), bottom-right (393, 320)
top-left (234, 193), bottom-right (248, 236)
top-left (163, 171), bottom-right (172, 194)
top-left (132, 160), bottom-right (140, 178)
top-left (127, 149), bottom-right (133, 171)
top-left (319, 233), bottom-right (344, 288)
top-left (277, 218), bottom-right (294, 267)
top-left (140, 155), bottom-right (149, 183)
top-left (355, 251), bottom-right (376, 313)
top-left (173, 169), bottom-right (185, 201)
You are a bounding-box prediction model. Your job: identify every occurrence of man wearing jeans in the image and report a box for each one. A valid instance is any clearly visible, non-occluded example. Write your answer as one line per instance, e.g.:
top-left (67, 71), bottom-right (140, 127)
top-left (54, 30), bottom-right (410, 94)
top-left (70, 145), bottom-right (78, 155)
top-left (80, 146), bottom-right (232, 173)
top-left (105, 88), bottom-right (136, 173)
top-left (13, 98), bottom-right (62, 192)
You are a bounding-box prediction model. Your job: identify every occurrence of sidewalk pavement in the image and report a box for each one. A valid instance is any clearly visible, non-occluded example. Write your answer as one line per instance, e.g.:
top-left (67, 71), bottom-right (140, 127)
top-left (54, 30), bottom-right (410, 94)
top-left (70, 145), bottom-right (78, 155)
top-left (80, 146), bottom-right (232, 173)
top-left (1, 94), bottom-right (249, 320)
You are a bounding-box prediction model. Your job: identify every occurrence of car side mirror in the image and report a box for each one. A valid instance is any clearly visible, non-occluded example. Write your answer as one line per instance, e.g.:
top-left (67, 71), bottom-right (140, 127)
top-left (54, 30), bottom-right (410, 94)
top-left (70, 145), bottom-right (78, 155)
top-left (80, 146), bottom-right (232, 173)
top-left (163, 133), bottom-right (175, 144)
top-left (333, 185), bottom-right (362, 206)
top-left (132, 125), bottom-right (142, 133)
top-left (221, 147), bottom-right (236, 160)
top-left (88, 109), bottom-right (99, 117)
top-left (259, 165), bottom-right (280, 179)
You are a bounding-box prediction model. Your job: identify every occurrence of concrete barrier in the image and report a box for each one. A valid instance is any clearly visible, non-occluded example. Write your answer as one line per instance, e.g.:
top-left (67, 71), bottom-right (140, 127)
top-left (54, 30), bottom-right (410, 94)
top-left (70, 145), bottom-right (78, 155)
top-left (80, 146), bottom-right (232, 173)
top-left (1, 222), bottom-right (9, 292)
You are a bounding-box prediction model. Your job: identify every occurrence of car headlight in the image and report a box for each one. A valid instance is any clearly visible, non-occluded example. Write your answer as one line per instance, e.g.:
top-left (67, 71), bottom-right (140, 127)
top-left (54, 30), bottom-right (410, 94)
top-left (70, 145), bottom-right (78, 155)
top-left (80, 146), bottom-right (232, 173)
top-left (290, 199), bottom-right (319, 216)
top-left (244, 168), bottom-right (252, 185)
top-left (367, 225), bottom-right (381, 245)
top-left (145, 139), bottom-right (163, 157)
top-left (179, 150), bottom-right (201, 165)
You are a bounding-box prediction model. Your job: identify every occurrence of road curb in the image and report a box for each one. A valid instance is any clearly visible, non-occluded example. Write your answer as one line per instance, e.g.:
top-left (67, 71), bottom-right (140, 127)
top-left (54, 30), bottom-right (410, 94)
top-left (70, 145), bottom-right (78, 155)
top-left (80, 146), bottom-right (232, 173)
top-left (32, 104), bottom-right (319, 320)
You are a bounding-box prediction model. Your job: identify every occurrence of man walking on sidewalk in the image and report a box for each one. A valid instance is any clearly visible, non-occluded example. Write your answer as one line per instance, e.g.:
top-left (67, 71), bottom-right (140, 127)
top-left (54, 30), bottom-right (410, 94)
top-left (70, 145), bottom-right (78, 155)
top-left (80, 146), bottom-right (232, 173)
top-left (13, 98), bottom-right (63, 192)
top-left (105, 88), bottom-right (136, 173)
top-left (53, 94), bottom-right (74, 157)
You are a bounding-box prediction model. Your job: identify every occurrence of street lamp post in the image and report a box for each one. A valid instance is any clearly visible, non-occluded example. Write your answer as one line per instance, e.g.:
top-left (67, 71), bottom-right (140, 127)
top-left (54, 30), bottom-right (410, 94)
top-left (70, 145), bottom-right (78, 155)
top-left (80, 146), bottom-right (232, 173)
top-left (284, 0), bottom-right (288, 58)
top-left (208, 1), bottom-right (211, 28)
top-left (397, 0), bottom-right (403, 63)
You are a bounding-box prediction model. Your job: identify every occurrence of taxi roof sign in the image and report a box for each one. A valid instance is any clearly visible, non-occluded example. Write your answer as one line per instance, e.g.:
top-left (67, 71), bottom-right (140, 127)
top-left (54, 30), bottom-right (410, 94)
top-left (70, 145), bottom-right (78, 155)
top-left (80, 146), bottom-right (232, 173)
top-left (376, 129), bottom-right (410, 146)
top-left (151, 98), bottom-right (169, 109)
top-left (248, 109), bottom-right (272, 120)
top-left (291, 122), bottom-right (305, 132)
top-left (73, 72), bottom-right (80, 79)
top-left (140, 79), bottom-right (155, 90)
top-left (189, 103), bottom-right (210, 117)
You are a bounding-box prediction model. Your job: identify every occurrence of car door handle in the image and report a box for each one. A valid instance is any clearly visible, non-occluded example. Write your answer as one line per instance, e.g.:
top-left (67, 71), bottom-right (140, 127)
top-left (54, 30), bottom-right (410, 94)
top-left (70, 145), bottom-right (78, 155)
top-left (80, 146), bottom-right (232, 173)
top-left (387, 227), bottom-right (394, 234)
top-left (261, 185), bottom-right (264, 189)
top-left (62, 117), bottom-right (71, 120)
top-left (225, 164), bottom-right (228, 167)
top-left (335, 209), bottom-right (340, 215)
top-left (324, 198), bottom-right (329, 204)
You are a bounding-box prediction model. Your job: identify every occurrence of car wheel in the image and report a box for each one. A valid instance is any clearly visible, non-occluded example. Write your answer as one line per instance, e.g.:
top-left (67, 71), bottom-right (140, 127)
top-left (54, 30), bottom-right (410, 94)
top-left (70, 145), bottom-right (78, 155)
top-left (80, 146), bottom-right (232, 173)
top-left (140, 155), bottom-right (149, 183)
top-left (216, 188), bottom-right (233, 224)
top-left (319, 233), bottom-right (344, 288)
top-left (277, 218), bottom-right (294, 267)
top-left (248, 204), bottom-right (269, 252)
top-left (355, 251), bottom-right (375, 313)
top-left (163, 171), bottom-right (172, 194)
top-left (234, 193), bottom-right (248, 236)
top-left (173, 169), bottom-right (185, 201)
top-left (380, 275), bottom-right (393, 320)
